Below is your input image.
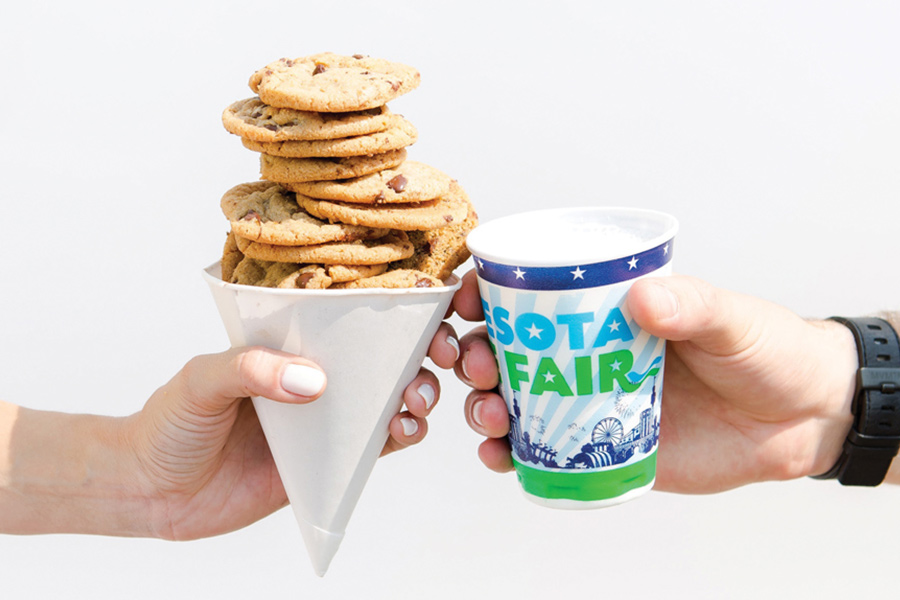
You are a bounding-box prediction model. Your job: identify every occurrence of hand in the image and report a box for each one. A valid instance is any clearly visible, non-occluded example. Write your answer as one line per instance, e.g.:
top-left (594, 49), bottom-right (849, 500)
top-left (453, 270), bottom-right (860, 493)
top-left (124, 345), bottom-right (452, 540)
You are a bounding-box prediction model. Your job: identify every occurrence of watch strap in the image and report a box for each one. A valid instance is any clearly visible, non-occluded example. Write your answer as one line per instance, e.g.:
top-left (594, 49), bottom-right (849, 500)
top-left (812, 317), bottom-right (900, 485)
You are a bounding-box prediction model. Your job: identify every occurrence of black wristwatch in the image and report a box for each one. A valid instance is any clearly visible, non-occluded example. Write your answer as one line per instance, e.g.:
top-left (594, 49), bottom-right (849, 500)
top-left (811, 317), bottom-right (900, 485)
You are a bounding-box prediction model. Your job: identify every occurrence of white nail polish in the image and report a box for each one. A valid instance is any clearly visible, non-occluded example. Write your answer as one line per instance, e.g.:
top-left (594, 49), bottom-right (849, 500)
top-left (281, 364), bottom-right (326, 397)
top-left (461, 350), bottom-right (471, 381)
top-left (471, 400), bottom-right (484, 428)
top-left (400, 417), bottom-right (419, 437)
top-left (418, 383), bottom-right (436, 409)
top-left (446, 335), bottom-right (460, 361)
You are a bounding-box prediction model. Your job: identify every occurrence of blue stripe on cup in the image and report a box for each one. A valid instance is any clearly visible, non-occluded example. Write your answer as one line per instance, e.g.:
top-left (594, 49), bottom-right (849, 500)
top-left (472, 238), bottom-right (674, 291)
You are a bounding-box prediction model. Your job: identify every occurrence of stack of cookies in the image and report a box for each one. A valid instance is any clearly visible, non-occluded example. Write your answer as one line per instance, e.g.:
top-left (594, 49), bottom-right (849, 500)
top-left (218, 53), bottom-right (477, 289)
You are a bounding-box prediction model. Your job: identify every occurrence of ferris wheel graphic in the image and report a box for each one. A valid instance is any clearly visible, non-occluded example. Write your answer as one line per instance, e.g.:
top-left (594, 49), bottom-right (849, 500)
top-left (591, 418), bottom-right (625, 446)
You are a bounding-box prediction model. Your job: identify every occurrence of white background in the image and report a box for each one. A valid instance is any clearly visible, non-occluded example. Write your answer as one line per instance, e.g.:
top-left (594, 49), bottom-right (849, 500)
top-left (2, 1), bottom-right (899, 598)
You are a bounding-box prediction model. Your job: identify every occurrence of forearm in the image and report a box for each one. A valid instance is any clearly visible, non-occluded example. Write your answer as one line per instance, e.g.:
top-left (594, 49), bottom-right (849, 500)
top-left (0, 401), bottom-right (152, 536)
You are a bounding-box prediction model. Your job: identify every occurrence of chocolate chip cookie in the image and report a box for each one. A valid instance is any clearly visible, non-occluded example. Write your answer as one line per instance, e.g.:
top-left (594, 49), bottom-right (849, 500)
top-left (233, 230), bottom-right (414, 265)
top-left (259, 149), bottom-right (407, 183)
top-left (241, 116), bottom-right (417, 158)
top-left (223, 98), bottom-right (398, 142)
top-left (391, 189), bottom-right (478, 279)
top-left (283, 160), bottom-right (453, 204)
top-left (221, 181), bottom-right (388, 245)
top-left (249, 53), bottom-right (420, 112)
top-left (295, 181), bottom-right (470, 231)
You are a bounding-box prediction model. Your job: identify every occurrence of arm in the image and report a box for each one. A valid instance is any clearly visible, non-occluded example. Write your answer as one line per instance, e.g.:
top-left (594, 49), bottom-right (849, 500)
top-left (0, 341), bottom-right (455, 538)
top-left (0, 401), bottom-right (151, 536)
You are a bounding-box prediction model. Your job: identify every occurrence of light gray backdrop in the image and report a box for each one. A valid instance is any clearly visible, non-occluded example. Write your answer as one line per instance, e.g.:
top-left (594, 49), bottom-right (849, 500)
top-left (1, 1), bottom-right (898, 598)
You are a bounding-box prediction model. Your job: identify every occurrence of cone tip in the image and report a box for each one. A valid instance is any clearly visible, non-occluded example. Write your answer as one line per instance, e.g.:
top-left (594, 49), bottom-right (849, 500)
top-left (296, 517), bottom-right (345, 577)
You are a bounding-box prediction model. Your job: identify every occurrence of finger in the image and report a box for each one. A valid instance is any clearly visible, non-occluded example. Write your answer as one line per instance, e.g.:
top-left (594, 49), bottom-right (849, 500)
top-left (381, 412), bottom-right (427, 456)
top-left (403, 368), bottom-right (440, 417)
top-left (464, 390), bottom-right (509, 438)
top-left (177, 346), bottom-right (327, 414)
top-left (477, 438), bottom-right (514, 473)
top-left (452, 269), bottom-right (485, 322)
top-left (427, 322), bottom-right (460, 370)
top-left (627, 275), bottom-right (761, 356)
top-left (456, 326), bottom-right (500, 391)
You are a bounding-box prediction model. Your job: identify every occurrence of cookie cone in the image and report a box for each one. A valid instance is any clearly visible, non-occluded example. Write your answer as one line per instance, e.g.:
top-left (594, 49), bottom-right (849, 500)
top-left (202, 263), bottom-right (459, 576)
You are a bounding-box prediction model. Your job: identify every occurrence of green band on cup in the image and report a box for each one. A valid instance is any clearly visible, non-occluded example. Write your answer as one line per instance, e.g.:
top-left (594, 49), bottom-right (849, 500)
top-left (513, 451), bottom-right (657, 502)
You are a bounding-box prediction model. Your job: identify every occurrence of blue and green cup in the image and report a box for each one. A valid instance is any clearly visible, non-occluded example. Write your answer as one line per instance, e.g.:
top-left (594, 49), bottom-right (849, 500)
top-left (466, 207), bottom-right (678, 509)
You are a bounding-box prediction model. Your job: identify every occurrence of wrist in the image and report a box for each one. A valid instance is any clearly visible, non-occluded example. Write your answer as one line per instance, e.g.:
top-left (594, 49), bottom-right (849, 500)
top-left (804, 319), bottom-right (857, 478)
top-left (0, 405), bottom-right (154, 536)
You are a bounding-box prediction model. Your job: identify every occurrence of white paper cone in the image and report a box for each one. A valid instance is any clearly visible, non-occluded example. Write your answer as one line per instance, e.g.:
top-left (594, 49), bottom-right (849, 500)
top-left (203, 263), bottom-right (459, 576)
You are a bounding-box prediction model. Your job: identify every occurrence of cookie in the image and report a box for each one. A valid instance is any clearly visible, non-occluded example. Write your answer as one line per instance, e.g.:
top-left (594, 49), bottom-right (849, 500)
top-left (392, 189), bottom-right (478, 279)
top-left (249, 53), bottom-right (420, 112)
top-left (333, 269), bottom-right (444, 289)
top-left (231, 258), bottom-right (333, 289)
top-left (221, 232), bottom-right (244, 282)
top-left (241, 116), bottom-right (417, 158)
top-left (222, 97), bottom-right (398, 142)
top-left (221, 181), bottom-right (389, 245)
top-left (282, 160), bottom-right (453, 204)
top-left (259, 149), bottom-right (407, 183)
top-left (233, 230), bottom-right (414, 265)
top-left (295, 181), bottom-right (470, 231)
top-left (326, 263), bottom-right (388, 282)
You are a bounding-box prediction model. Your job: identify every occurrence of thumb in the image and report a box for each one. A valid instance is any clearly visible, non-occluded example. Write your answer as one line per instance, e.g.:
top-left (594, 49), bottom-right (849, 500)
top-left (176, 346), bottom-right (327, 415)
top-left (627, 275), bottom-right (760, 356)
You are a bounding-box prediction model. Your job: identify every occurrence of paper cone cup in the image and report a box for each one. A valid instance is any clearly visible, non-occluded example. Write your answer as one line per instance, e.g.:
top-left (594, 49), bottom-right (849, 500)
top-left (202, 263), bottom-right (459, 576)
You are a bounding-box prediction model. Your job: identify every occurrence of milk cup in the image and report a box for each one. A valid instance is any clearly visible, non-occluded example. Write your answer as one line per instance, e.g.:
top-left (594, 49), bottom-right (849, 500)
top-left (466, 208), bottom-right (677, 509)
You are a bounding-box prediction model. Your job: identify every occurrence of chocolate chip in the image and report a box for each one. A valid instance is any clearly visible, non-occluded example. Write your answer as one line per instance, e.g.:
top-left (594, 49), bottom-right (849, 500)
top-left (263, 124), bottom-right (278, 131)
top-left (313, 63), bottom-right (327, 75)
top-left (242, 210), bottom-right (261, 221)
top-left (374, 191), bottom-right (386, 203)
top-left (386, 174), bottom-right (408, 193)
top-left (415, 278), bottom-right (434, 288)
top-left (352, 54), bottom-right (365, 59)
top-left (296, 273), bottom-right (315, 288)
top-left (443, 215), bottom-right (454, 223)
top-left (390, 81), bottom-right (401, 91)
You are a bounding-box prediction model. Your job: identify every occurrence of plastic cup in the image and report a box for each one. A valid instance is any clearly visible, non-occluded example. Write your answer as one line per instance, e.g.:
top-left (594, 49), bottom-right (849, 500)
top-left (466, 207), bottom-right (677, 509)
top-left (203, 263), bottom-right (460, 575)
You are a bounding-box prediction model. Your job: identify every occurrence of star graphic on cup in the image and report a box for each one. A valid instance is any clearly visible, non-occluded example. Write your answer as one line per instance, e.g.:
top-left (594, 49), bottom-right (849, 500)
top-left (627, 256), bottom-right (639, 270)
top-left (513, 267), bottom-right (526, 280)
top-left (570, 266), bottom-right (586, 280)
top-left (525, 323), bottom-right (543, 339)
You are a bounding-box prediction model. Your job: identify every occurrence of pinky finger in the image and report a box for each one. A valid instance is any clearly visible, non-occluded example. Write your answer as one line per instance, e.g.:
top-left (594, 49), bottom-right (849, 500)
top-left (381, 412), bottom-right (428, 456)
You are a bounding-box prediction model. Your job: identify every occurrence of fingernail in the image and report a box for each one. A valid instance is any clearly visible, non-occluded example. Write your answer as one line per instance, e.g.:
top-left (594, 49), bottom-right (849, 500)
top-left (400, 417), bottom-right (419, 437)
top-left (471, 399), bottom-right (484, 428)
top-left (281, 364), bottom-right (326, 397)
top-left (651, 281), bottom-right (679, 320)
top-left (418, 383), bottom-right (436, 410)
top-left (461, 349), bottom-right (471, 382)
top-left (446, 335), bottom-right (460, 362)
